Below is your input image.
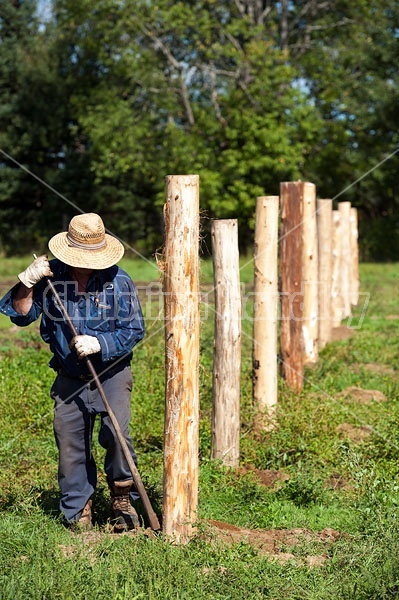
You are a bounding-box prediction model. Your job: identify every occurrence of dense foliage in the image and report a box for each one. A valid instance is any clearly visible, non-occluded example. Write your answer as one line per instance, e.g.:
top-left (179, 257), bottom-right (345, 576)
top-left (0, 0), bottom-right (398, 258)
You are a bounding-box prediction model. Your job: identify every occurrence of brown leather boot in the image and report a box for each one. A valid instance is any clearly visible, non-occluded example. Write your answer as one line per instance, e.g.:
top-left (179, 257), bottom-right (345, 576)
top-left (70, 499), bottom-right (93, 531)
top-left (111, 480), bottom-right (140, 531)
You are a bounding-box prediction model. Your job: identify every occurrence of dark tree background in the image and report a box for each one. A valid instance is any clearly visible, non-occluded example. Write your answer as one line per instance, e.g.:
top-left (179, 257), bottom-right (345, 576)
top-left (0, 0), bottom-right (398, 260)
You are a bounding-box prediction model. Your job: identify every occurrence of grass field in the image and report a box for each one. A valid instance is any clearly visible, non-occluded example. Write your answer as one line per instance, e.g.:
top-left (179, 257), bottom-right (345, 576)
top-left (0, 258), bottom-right (398, 599)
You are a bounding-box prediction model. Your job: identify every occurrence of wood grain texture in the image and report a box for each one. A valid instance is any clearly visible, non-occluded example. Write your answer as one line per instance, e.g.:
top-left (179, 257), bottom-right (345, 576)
top-left (253, 196), bottom-right (279, 430)
top-left (211, 219), bottom-right (241, 466)
top-left (163, 174), bottom-right (200, 543)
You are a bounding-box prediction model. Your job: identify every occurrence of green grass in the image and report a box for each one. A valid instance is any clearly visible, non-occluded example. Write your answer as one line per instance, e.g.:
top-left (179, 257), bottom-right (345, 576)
top-left (0, 259), bottom-right (398, 598)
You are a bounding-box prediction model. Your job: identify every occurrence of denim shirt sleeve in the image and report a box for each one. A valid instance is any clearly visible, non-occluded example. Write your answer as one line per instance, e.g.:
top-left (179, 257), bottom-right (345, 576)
top-left (0, 282), bottom-right (43, 326)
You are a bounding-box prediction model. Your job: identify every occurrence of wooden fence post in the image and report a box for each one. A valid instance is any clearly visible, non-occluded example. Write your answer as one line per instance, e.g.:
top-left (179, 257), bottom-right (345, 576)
top-left (317, 199), bottom-right (333, 349)
top-left (163, 174), bottom-right (200, 543)
top-left (331, 210), bottom-right (343, 327)
top-left (302, 182), bottom-right (319, 364)
top-left (211, 219), bottom-right (241, 467)
top-left (253, 196), bottom-right (279, 431)
top-left (350, 207), bottom-right (360, 306)
top-left (279, 181), bottom-right (305, 392)
top-left (338, 201), bottom-right (352, 319)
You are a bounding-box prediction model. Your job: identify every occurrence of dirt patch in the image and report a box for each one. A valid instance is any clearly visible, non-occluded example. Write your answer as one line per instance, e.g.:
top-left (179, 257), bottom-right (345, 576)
top-left (236, 466), bottom-right (290, 489)
top-left (326, 473), bottom-right (353, 491)
top-left (0, 324), bottom-right (46, 352)
top-left (386, 315), bottom-right (399, 320)
top-left (58, 527), bottom-right (153, 561)
top-left (331, 326), bottom-right (355, 342)
top-left (363, 363), bottom-right (396, 375)
top-left (337, 386), bottom-right (387, 404)
top-left (205, 520), bottom-right (342, 566)
top-left (59, 530), bottom-right (105, 563)
top-left (59, 521), bottom-right (342, 567)
top-left (336, 423), bottom-right (373, 443)
top-left (351, 363), bottom-right (396, 376)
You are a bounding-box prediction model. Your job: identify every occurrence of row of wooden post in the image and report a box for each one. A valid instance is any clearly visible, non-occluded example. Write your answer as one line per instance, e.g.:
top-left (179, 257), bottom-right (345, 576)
top-left (161, 175), bottom-right (359, 543)
top-left (279, 184), bottom-right (359, 393)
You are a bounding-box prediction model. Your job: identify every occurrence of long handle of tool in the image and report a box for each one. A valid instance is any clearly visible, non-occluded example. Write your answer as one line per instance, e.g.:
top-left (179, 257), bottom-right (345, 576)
top-left (39, 263), bottom-right (160, 531)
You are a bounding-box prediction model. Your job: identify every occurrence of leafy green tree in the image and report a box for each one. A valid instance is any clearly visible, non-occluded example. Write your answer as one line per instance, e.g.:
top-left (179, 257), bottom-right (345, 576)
top-left (0, 0), bottom-right (44, 252)
top-left (279, 0), bottom-right (399, 258)
top-left (53, 0), bottom-right (322, 250)
top-left (2, 0), bottom-right (397, 258)
top-left (0, 1), bottom-right (83, 253)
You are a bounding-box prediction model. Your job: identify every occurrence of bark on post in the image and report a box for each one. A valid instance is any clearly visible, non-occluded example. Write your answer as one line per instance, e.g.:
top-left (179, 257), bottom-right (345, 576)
top-left (211, 219), bottom-right (241, 467)
top-left (350, 207), bottom-right (360, 306)
top-left (331, 210), bottom-right (343, 327)
top-left (163, 174), bottom-right (200, 543)
top-left (302, 182), bottom-right (319, 364)
top-left (317, 199), bottom-right (333, 349)
top-left (279, 182), bottom-right (305, 393)
top-left (338, 201), bottom-right (352, 319)
top-left (253, 196), bottom-right (279, 431)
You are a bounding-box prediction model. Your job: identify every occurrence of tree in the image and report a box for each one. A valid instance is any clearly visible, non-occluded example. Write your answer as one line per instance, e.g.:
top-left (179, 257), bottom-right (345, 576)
top-left (0, 0), bottom-right (86, 253)
top-left (281, 0), bottom-right (399, 259)
top-left (2, 0), bottom-right (397, 258)
top-left (52, 0), bottom-right (322, 250)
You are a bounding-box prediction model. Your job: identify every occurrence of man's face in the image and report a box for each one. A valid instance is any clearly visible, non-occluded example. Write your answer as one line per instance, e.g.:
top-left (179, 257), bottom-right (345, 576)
top-left (72, 267), bottom-right (94, 277)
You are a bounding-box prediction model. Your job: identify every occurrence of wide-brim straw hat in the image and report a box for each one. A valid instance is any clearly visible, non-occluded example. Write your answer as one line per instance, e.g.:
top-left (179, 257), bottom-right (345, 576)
top-left (48, 213), bottom-right (125, 269)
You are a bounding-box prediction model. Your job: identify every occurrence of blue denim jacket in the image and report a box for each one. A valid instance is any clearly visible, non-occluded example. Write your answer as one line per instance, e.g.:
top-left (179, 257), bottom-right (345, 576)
top-left (0, 259), bottom-right (145, 379)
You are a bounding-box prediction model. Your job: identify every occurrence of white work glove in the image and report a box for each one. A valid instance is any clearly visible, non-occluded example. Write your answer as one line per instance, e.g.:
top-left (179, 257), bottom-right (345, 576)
top-left (18, 255), bottom-right (53, 288)
top-left (70, 335), bottom-right (102, 359)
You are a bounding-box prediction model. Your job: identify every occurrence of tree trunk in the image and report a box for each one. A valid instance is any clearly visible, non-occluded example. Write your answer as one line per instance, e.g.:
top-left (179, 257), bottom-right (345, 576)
top-left (162, 174), bottom-right (200, 543)
top-left (350, 207), bottom-right (359, 306)
top-left (302, 182), bottom-right (319, 364)
top-left (211, 219), bottom-right (241, 467)
top-left (253, 196), bottom-right (279, 431)
top-left (317, 199), bottom-right (333, 349)
top-left (331, 210), bottom-right (343, 327)
top-left (338, 202), bottom-right (352, 319)
top-left (338, 202), bottom-right (352, 318)
top-left (279, 182), bottom-right (305, 392)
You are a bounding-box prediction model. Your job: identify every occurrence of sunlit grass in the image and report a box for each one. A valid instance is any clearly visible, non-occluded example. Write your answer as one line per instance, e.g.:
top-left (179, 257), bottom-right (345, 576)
top-left (0, 261), bottom-right (398, 598)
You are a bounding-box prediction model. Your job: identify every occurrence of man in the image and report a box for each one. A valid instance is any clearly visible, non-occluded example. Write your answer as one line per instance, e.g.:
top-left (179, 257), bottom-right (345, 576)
top-left (0, 213), bottom-right (145, 531)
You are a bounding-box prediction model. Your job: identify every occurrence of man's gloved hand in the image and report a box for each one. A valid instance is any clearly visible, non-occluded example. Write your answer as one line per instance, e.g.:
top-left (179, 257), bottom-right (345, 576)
top-left (18, 255), bottom-right (54, 288)
top-left (70, 335), bottom-right (101, 359)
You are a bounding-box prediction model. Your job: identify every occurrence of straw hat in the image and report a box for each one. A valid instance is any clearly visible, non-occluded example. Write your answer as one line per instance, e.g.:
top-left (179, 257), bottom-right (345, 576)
top-left (48, 213), bottom-right (124, 269)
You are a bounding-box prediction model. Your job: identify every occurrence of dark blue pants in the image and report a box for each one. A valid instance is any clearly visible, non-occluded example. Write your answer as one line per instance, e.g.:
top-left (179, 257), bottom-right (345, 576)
top-left (50, 366), bottom-right (138, 522)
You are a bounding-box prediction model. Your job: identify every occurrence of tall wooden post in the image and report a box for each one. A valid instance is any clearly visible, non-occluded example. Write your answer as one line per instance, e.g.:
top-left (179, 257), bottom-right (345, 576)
top-left (338, 201), bottom-right (352, 319)
top-left (331, 210), bottom-right (343, 327)
top-left (211, 219), bottom-right (241, 467)
top-left (279, 181), bottom-right (305, 393)
top-left (317, 199), bottom-right (333, 349)
top-left (302, 182), bottom-right (319, 364)
top-left (350, 207), bottom-right (360, 306)
top-left (253, 196), bottom-right (279, 431)
top-left (163, 174), bottom-right (200, 543)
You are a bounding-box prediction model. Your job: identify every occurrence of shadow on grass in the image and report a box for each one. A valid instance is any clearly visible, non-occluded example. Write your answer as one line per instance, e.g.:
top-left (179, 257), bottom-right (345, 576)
top-left (35, 488), bottom-right (61, 519)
